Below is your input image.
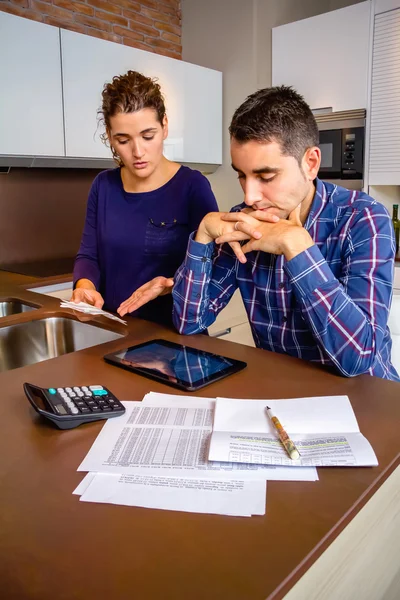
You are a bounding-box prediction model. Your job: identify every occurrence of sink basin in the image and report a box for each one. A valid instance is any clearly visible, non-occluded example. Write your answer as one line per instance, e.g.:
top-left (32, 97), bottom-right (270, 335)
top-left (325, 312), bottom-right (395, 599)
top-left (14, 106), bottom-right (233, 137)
top-left (0, 300), bottom-right (38, 317)
top-left (0, 317), bottom-right (124, 372)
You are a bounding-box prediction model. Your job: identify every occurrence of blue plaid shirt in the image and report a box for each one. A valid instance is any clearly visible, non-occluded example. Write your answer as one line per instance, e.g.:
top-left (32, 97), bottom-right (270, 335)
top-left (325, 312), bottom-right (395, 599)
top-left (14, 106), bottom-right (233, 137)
top-left (172, 179), bottom-right (399, 381)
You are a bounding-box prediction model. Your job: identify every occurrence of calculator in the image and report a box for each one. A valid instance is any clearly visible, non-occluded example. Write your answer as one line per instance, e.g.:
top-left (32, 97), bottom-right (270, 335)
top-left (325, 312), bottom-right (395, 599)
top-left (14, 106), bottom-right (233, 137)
top-left (23, 382), bottom-right (125, 430)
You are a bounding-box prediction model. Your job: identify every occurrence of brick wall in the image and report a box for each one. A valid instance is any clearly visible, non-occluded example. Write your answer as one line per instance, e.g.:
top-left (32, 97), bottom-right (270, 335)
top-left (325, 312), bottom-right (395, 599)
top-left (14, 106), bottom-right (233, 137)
top-left (0, 0), bottom-right (182, 59)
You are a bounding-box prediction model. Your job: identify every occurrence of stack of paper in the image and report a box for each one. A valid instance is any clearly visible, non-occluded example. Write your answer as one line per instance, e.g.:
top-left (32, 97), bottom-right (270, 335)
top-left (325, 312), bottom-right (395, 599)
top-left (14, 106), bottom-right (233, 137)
top-left (208, 396), bottom-right (378, 467)
top-left (74, 393), bottom-right (319, 517)
top-left (60, 300), bottom-right (127, 325)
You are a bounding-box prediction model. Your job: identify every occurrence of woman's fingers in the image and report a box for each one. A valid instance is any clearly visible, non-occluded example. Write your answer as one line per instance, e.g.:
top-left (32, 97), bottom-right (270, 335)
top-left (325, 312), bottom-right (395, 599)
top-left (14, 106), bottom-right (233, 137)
top-left (71, 288), bottom-right (104, 309)
top-left (118, 277), bottom-right (174, 316)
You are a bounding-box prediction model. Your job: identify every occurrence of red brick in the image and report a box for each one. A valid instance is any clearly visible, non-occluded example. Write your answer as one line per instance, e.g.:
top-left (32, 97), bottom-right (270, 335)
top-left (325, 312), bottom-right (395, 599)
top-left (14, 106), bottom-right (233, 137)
top-left (95, 10), bottom-right (128, 26)
top-left (123, 8), bottom-right (152, 26)
top-left (157, 1), bottom-right (181, 19)
top-left (8, 0), bottom-right (29, 8)
top-left (154, 20), bottom-right (179, 36)
top-left (123, 37), bottom-right (155, 51)
top-left (145, 35), bottom-right (180, 53)
top-left (161, 30), bottom-right (180, 44)
top-left (156, 48), bottom-right (181, 60)
top-left (31, 0), bottom-right (73, 20)
top-left (112, 0), bottom-right (140, 10)
top-left (88, 27), bottom-right (122, 43)
top-left (0, 4), bottom-right (44, 21)
top-left (86, 0), bottom-right (122, 15)
top-left (117, 0), bottom-right (140, 9)
top-left (113, 24), bottom-right (143, 41)
top-left (52, 0), bottom-right (94, 16)
top-left (128, 20), bottom-right (159, 38)
top-left (44, 16), bottom-right (86, 33)
top-left (139, 0), bottom-right (159, 10)
top-left (75, 13), bottom-right (111, 31)
top-left (140, 6), bottom-right (179, 26)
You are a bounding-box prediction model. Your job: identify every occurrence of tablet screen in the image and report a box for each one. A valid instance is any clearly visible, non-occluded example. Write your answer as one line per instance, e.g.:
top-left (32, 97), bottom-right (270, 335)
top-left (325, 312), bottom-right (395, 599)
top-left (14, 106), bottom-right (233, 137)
top-left (113, 341), bottom-right (235, 386)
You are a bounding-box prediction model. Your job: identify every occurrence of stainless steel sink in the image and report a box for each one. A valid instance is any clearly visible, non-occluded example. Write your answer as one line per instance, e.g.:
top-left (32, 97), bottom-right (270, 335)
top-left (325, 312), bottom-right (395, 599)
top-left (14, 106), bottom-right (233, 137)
top-left (0, 300), bottom-right (38, 317)
top-left (0, 317), bottom-right (124, 372)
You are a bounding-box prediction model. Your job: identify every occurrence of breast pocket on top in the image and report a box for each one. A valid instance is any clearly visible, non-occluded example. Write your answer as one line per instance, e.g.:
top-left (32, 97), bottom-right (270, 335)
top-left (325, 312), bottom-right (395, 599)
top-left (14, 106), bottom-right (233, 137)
top-left (144, 218), bottom-right (187, 257)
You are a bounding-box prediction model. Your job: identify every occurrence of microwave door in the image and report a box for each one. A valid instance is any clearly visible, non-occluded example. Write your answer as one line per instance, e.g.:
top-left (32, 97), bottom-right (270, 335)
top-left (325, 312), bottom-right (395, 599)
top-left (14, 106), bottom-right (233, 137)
top-left (318, 129), bottom-right (342, 179)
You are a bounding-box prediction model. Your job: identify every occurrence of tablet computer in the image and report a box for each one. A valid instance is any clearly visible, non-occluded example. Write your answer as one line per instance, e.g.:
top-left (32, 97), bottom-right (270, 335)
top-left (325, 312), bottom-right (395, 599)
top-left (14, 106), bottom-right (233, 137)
top-left (103, 339), bottom-right (247, 392)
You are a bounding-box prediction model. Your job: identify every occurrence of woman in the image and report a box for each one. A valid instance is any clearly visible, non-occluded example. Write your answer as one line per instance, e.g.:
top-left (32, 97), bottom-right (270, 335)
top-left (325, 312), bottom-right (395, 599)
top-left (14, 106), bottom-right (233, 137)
top-left (72, 70), bottom-right (218, 326)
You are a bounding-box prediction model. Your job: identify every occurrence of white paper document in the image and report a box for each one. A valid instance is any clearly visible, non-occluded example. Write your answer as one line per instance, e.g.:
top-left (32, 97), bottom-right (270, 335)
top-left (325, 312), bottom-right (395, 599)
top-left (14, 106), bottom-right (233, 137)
top-left (78, 400), bottom-right (318, 481)
top-left (60, 301), bottom-right (127, 325)
top-left (75, 472), bottom-right (266, 517)
top-left (208, 396), bottom-right (378, 467)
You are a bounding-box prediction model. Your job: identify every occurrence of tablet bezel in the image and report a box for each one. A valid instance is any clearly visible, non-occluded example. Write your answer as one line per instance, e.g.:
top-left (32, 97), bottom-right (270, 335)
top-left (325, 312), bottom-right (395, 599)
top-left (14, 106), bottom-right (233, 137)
top-left (103, 338), bottom-right (247, 392)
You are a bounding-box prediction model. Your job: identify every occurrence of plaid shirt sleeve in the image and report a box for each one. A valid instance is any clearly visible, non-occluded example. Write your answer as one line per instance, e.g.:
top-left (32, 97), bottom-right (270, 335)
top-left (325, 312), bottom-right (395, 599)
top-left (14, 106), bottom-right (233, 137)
top-left (172, 233), bottom-right (238, 334)
top-left (284, 205), bottom-right (395, 377)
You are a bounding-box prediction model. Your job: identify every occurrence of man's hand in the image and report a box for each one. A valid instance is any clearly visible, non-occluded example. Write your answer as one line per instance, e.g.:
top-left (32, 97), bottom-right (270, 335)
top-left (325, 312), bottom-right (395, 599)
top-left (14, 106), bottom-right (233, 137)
top-left (117, 276), bottom-right (174, 317)
top-left (71, 280), bottom-right (104, 308)
top-left (195, 211), bottom-right (279, 263)
top-left (219, 205), bottom-right (314, 260)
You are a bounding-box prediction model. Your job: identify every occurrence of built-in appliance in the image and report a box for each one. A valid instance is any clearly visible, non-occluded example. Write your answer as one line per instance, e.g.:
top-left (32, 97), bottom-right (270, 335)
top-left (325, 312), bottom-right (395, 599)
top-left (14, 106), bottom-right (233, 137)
top-left (315, 109), bottom-right (366, 190)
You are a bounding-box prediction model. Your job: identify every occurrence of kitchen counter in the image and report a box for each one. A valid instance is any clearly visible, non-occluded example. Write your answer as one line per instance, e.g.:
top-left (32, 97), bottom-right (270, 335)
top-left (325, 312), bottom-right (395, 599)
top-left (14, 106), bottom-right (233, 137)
top-left (0, 282), bottom-right (399, 600)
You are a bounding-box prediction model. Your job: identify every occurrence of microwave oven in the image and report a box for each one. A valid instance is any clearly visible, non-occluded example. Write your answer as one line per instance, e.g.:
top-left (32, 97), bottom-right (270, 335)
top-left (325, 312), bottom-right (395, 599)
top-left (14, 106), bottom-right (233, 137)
top-left (315, 109), bottom-right (365, 190)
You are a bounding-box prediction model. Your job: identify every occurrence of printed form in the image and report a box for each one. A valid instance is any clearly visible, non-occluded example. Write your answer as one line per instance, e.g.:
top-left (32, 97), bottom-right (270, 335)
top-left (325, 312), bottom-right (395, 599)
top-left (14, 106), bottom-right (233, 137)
top-left (78, 397), bottom-right (318, 481)
top-left (208, 396), bottom-right (378, 467)
top-left (74, 473), bottom-right (266, 517)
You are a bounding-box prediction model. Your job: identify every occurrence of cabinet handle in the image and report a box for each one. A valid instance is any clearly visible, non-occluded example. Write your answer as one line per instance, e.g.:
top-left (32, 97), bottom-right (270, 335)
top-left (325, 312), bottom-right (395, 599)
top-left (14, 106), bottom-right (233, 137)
top-left (209, 327), bottom-right (232, 338)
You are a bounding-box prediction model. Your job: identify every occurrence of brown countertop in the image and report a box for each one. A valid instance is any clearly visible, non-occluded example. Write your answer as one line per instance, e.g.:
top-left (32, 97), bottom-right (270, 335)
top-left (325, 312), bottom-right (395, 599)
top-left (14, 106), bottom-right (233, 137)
top-left (0, 284), bottom-right (399, 600)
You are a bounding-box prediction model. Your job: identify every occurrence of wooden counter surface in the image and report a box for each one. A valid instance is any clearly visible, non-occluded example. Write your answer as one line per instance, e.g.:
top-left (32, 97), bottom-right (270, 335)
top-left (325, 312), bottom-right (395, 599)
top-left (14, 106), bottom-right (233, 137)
top-left (0, 284), bottom-right (399, 600)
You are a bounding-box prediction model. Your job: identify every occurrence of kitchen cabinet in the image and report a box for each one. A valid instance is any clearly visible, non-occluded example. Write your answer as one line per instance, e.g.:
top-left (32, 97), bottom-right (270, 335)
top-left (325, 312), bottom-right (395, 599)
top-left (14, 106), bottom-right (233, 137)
top-left (61, 30), bottom-right (222, 165)
top-left (0, 12), bottom-right (222, 168)
top-left (368, 6), bottom-right (400, 185)
top-left (0, 12), bottom-right (64, 157)
top-left (272, 1), bottom-right (371, 112)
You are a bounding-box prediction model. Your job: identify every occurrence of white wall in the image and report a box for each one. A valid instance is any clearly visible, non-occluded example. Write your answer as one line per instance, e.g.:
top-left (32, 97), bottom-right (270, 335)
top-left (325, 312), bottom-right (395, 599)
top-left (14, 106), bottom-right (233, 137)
top-left (181, 0), bottom-right (365, 212)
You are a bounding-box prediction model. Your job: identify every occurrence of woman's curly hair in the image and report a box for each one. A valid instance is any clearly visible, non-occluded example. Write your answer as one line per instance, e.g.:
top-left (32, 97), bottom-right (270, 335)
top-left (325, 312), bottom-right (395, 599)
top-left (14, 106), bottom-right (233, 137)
top-left (98, 70), bottom-right (166, 164)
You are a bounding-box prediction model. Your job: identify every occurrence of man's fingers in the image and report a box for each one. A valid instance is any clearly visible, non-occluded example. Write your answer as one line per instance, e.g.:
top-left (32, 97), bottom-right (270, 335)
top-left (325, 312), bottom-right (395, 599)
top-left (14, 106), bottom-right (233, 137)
top-left (215, 231), bottom-right (252, 244)
top-left (246, 210), bottom-right (280, 223)
top-left (228, 241), bottom-right (247, 264)
top-left (241, 239), bottom-right (258, 254)
top-left (288, 203), bottom-right (302, 226)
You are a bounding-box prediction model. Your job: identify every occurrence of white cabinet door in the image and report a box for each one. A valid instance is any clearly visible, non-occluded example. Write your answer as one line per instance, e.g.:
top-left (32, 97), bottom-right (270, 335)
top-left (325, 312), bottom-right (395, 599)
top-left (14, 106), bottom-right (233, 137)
top-left (272, 2), bottom-right (371, 112)
top-left (0, 12), bottom-right (64, 156)
top-left (181, 62), bottom-right (222, 165)
top-left (368, 8), bottom-right (400, 185)
top-left (61, 30), bottom-right (222, 164)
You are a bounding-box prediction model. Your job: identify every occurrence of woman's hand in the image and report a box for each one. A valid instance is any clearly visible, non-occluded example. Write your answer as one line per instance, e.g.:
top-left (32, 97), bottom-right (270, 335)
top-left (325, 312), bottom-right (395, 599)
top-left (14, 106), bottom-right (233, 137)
top-left (71, 280), bottom-right (104, 308)
top-left (117, 276), bottom-right (174, 317)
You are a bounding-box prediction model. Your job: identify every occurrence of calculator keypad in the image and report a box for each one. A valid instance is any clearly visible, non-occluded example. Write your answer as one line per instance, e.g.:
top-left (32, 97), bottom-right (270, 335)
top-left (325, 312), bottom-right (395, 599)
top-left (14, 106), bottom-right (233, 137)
top-left (46, 385), bottom-right (123, 416)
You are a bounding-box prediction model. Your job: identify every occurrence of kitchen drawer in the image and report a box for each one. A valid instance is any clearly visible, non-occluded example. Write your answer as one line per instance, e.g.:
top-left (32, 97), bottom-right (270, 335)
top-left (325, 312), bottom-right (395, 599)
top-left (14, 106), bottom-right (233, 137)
top-left (213, 322), bottom-right (255, 347)
top-left (28, 282), bottom-right (73, 301)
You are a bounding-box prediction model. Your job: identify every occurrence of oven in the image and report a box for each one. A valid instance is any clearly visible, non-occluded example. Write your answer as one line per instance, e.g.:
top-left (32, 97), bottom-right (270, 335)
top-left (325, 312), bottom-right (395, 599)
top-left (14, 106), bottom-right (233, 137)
top-left (315, 109), bottom-right (366, 191)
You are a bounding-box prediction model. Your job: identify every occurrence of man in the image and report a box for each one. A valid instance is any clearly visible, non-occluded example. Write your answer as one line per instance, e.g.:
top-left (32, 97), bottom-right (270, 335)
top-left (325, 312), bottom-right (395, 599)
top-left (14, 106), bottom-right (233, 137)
top-left (172, 86), bottom-right (399, 381)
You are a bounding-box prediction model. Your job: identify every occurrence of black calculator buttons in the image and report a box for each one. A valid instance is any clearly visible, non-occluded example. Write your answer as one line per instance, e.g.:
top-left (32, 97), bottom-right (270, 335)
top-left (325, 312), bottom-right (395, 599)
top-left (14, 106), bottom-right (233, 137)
top-left (24, 383), bottom-right (125, 429)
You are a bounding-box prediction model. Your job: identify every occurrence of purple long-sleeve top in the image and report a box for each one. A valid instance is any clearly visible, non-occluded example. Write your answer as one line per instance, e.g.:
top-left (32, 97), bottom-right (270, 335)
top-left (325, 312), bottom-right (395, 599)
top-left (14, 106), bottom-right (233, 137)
top-left (73, 166), bottom-right (218, 327)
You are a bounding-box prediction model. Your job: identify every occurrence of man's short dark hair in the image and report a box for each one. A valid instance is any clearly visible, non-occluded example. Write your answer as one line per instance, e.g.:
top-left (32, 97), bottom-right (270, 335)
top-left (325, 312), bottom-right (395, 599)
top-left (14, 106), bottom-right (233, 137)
top-left (229, 86), bottom-right (319, 163)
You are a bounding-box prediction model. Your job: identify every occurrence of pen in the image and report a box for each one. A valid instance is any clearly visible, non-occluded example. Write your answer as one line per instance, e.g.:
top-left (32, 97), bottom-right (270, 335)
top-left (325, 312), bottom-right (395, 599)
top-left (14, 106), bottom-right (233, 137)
top-left (265, 406), bottom-right (300, 460)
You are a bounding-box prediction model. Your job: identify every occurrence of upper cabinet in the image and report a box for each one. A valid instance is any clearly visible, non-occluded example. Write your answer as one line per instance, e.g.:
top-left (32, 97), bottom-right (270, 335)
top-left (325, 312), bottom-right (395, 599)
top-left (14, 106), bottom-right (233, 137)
top-left (368, 6), bottom-right (400, 184)
top-left (0, 12), bottom-right (222, 167)
top-left (61, 31), bottom-right (222, 165)
top-left (0, 12), bottom-right (64, 157)
top-left (272, 2), bottom-right (371, 112)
